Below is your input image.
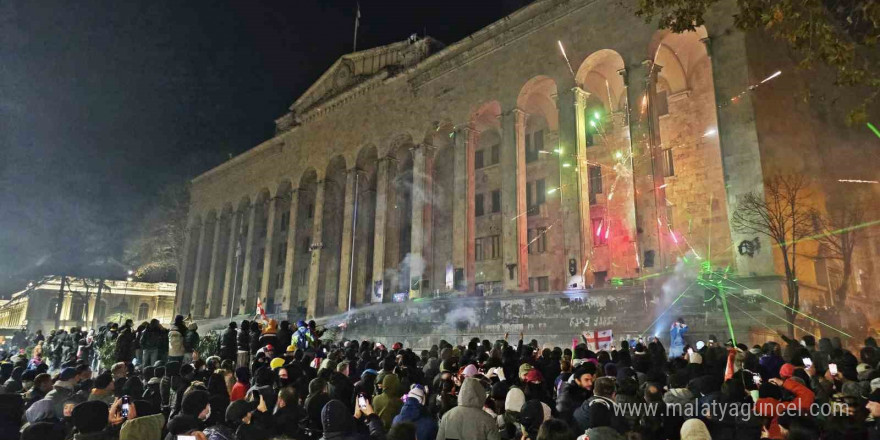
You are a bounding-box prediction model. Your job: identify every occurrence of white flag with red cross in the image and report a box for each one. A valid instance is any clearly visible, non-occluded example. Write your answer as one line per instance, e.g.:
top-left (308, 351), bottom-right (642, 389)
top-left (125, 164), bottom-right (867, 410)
top-left (583, 329), bottom-right (614, 351)
top-left (256, 298), bottom-right (267, 322)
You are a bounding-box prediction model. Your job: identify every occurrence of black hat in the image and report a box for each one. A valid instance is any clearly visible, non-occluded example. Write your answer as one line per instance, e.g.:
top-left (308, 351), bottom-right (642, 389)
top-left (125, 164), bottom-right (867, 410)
top-left (167, 414), bottom-right (200, 435)
top-left (181, 390), bottom-right (210, 416)
top-left (21, 422), bottom-right (65, 440)
top-left (869, 388), bottom-right (880, 404)
top-left (94, 372), bottom-right (113, 389)
top-left (225, 399), bottom-right (258, 424)
top-left (71, 401), bottom-right (109, 433)
top-left (58, 368), bottom-right (77, 381)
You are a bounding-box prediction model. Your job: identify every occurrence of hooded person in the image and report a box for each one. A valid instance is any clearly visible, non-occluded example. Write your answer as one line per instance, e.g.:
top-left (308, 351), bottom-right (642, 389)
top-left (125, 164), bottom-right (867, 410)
top-left (45, 367), bottom-right (78, 419)
top-left (582, 400), bottom-right (625, 440)
top-left (25, 399), bottom-right (58, 425)
top-left (372, 373), bottom-right (404, 430)
top-left (247, 367), bottom-right (277, 410)
top-left (321, 399), bottom-right (385, 440)
top-left (392, 387), bottom-right (437, 440)
top-left (183, 323), bottom-right (200, 364)
top-left (304, 378), bottom-right (331, 432)
top-left (437, 377), bottom-right (500, 440)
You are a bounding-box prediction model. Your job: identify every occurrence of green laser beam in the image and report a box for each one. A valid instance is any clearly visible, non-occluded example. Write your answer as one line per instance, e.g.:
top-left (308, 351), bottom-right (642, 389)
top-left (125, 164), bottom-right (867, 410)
top-left (726, 292), bottom-right (812, 334)
top-left (704, 268), bottom-right (852, 338)
top-left (720, 290), bottom-right (736, 345)
top-left (725, 295), bottom-right (787, 334)
top-left (778, 219), bottom-right (880, 248)
top-left (640, 279), bottom-right (698, 337)
top-left (868, 122), bottom-right (880, 139)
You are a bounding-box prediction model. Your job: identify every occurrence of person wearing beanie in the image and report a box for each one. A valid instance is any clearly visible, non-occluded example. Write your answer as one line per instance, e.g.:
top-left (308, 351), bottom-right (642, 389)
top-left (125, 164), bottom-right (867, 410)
top-left (71, 400), bottom-right (111, 439)
top-left (304, 378), bottom-right (330, 434)
top-left (88, 372), bottom-right (116, 405)
top-left (518, 400), bottom-right (548, 440)
top-left (779, 363), bottom-right (795, 379)
top-left (392, 386), bottom-right (437, 440)
top-left (680, 418), bottom-right (711, 440)
top-left (437, 377), bottom-right (499, 440)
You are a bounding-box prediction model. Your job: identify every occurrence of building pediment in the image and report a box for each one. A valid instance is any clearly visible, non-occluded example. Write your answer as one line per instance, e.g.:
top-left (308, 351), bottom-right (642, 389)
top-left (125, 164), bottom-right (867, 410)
top-left (279, 37), bottom-right (443, 131)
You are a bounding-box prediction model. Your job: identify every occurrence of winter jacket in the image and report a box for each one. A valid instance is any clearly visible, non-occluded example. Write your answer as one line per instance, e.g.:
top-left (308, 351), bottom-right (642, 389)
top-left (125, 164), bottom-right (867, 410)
top-left (120, 413), bottom-right (165, 440)
top-left (321, 399), bottom-right (386, 440)
top-left (183, 327), bottom-right (199, 353)
top-left (115, 326), bottom-right (135, 362)
top-left (556, 381), bottom-right (588, 426)
top-left (168, 330), bottom-right (185, 357)
top-left (220, 327), bottom-right (237, 360)
top-left (392, 397), bottom-right (438, 440)
top-left (574, 395), bottom-right (617, 434)
top-left (139, 328), bottom-right (162, 350)
top-left (437, 377), bottom-right (500, 440)
top-left (371, 374), bottom-right (403, 431)
top-left (754, 378), bottom-right (815, 439)
top-left (273, 403), bottom-right (306, 439)
top-left (237, 327), bottom-right (250, 352)
top-left (249, 328), bottom-right (261, 354)
top-left (44, 383), bottom-right (75, 419)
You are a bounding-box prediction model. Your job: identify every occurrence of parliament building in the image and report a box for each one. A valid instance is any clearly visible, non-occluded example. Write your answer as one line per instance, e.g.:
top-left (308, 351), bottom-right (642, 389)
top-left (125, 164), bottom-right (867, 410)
top-left (177, 0), bottom-right (880, 339)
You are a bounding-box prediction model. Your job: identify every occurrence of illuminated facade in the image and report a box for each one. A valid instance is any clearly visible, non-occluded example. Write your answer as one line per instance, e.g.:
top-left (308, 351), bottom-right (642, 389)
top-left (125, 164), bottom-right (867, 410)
top-left (179, 0), bottom-right (880, 336)
top-left (0, 277), bottom-right (177, 334)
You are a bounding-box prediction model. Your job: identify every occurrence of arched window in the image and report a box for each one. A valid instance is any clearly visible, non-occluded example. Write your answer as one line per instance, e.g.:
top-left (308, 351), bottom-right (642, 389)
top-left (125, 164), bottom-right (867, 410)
top-left (69, 298), bottom-right (86, 322)
top-left (137, 303), bottom-right (150, 321)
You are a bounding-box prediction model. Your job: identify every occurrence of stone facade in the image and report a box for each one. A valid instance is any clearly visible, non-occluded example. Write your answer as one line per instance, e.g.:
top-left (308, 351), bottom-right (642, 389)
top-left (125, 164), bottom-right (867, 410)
top-left (0, 277), bottom-right (177, 335)
top-left (179, 0), bottom-right (880, 340)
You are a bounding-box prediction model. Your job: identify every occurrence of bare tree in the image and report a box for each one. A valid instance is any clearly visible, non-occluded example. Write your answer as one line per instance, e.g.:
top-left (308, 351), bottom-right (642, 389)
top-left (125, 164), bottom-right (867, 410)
top-left (815, 201), bottom-right (865, 308)
top-left (732, 175), bottom-right (815, 337)
top-left (124, 183), bottom-right (190, 282)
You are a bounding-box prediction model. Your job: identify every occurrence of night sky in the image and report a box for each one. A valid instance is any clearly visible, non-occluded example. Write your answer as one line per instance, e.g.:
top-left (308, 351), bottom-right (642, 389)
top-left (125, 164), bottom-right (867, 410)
top-left (0, 0), bottom-right (529, 293)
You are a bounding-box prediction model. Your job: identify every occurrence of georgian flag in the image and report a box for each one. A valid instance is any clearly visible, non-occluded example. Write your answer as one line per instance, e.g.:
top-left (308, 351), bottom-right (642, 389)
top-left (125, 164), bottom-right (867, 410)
top-left (256, 298), bottom-right (267, 322)
top-left (583, 330), bottom-right (614, 352)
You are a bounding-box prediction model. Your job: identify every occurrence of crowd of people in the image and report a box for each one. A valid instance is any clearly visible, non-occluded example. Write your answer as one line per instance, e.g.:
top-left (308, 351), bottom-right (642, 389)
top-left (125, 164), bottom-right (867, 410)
top-left (0, 314), bottom-right (878, 440)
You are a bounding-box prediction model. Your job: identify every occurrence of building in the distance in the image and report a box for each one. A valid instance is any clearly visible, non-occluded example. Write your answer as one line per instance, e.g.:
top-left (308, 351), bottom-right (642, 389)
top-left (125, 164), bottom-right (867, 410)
top-left (178, 0), bottom-right (879, 338)
top-left (0, 276), bottom-right (177, 335)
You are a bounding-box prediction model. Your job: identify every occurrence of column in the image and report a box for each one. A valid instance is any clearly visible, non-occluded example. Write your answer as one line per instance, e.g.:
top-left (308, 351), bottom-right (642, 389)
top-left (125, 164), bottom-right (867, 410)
top-left (220, 210), bottom-right (242, 317)
top-left (622, 60), bottom-right (666, 272)
top-left (87, 297), bottom-right (96, 323)
top-left (557, 87), bottom-right (594, 288)
top-left (174, 225), bottom-right (195, 314)
top-left (452, 126), bottom-right (477, 293)
top-left (189, 219), bottom-right (209, 314)
top-left (573, 87), bottom-right (595, 285)
top-left (702, 35), bottom-right (773, 275)
top-left (204, 214), bottom-right (225, 318)
top-left (409, 145), bottom-right (426, 299)
top-left (337, 169), bottom-right (358, 312)
top-left (501, 108), bottom-right (529, 291)
top-left (371, 158), bottom-right (391, 303)
top-left (237, 204), bottom-right (258, 315)
top-left (281, 190), bottom-right (301, 312)
top-left (306, 181), bottom-right (326, 319)
top-left (61, 294), bottom-right (72, 322)
top-left (259, 196), bottom-right (278, 311)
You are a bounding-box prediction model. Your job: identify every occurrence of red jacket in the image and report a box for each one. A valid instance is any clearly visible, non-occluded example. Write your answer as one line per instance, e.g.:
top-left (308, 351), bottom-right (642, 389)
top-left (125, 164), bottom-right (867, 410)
top-left (230, 381), bottom-right (248, 401)
top-left (754, 378), bottom-right (815, 439)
